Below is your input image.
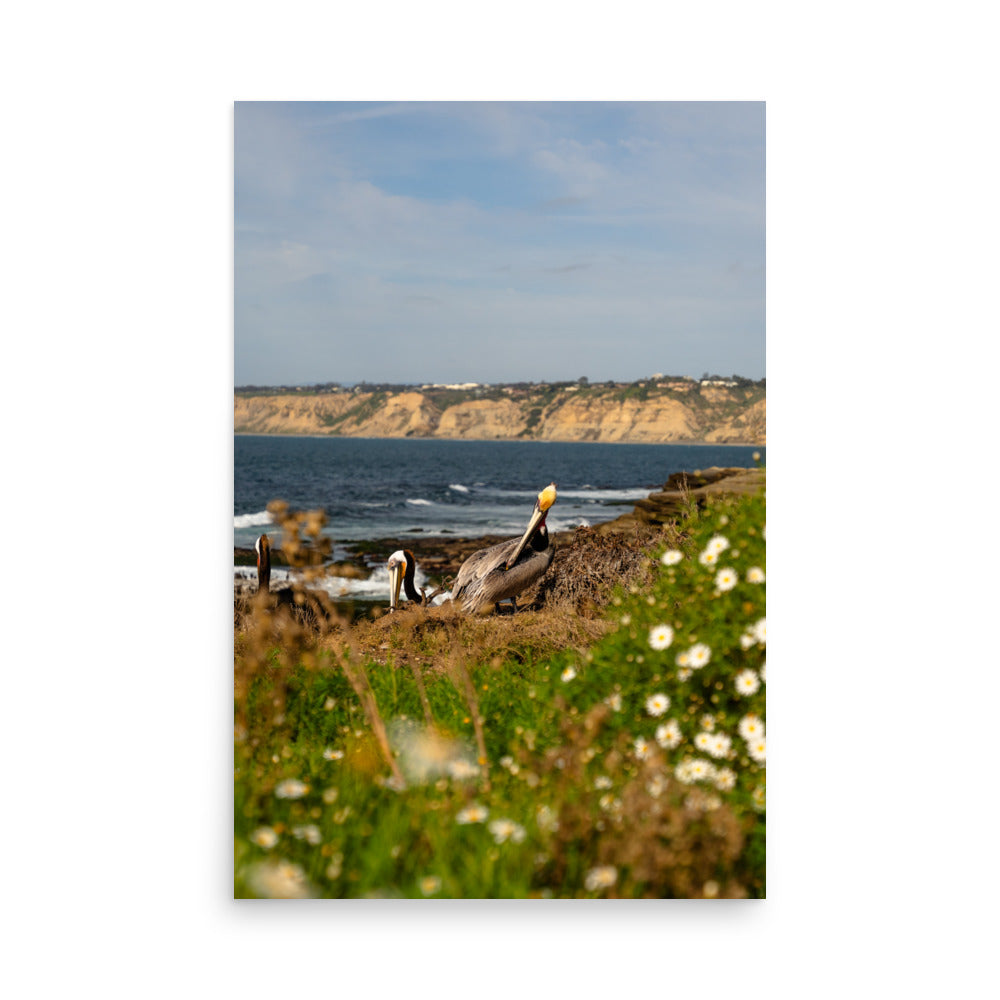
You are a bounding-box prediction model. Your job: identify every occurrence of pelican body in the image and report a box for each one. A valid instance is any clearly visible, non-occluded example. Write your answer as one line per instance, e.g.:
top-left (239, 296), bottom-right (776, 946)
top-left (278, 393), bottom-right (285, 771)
top-left (252, 532), bottom-right (329, 626)
top-left (452, 483), bottom-right (557, 614)
top-left (387, 549), bottom-right (426, 610)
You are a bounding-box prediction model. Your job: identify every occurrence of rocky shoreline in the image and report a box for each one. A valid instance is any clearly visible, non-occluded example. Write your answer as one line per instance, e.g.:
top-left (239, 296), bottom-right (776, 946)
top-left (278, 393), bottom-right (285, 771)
top-left (234, 466), bottom-right (764, 591)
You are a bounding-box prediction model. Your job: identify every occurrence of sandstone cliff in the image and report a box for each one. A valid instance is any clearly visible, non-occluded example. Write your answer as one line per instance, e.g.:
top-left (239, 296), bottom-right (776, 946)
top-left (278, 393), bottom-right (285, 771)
top-left (235, 383), bottom-right (765, 445)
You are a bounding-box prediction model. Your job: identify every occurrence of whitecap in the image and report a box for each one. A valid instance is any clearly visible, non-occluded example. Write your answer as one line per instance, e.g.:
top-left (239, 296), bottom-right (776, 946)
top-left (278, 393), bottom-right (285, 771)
top-left (406, 498), bottom-right (433, 506)
top-left (234, 510), bottom-right (274, 528)
top-left (449, 484), bottom-right (470, 493)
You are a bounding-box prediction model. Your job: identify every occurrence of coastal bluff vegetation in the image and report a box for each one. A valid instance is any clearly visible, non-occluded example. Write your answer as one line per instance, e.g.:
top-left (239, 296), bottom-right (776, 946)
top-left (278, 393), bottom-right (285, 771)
top-left (235, 375), bottom-right (765, 445)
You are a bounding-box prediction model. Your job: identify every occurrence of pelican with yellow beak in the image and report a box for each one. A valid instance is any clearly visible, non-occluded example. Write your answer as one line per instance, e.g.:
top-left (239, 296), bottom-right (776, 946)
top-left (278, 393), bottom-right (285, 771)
top-left (387, 549), bottom-right (427, 611)
top-left (452, 483), bottom-right (557, 614)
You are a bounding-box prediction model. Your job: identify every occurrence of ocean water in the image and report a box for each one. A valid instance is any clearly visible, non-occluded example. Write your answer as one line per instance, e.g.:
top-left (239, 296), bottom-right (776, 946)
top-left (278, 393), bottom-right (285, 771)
top-left (234, 436), bottom-right (764, 567)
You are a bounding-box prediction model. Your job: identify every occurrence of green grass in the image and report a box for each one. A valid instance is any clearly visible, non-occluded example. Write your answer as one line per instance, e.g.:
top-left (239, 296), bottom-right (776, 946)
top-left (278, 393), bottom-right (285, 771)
top-left (234, 481), bottom-right (766, 898)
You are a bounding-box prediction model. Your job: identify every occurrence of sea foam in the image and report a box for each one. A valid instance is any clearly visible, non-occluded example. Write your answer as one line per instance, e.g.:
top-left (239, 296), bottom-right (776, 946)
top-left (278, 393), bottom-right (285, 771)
top-left (234, 510), bottom-right (275, 529)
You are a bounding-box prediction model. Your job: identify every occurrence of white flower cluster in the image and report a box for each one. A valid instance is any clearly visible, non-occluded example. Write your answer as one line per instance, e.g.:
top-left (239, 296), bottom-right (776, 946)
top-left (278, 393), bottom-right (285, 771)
top-left (675, 642), bottom-right (711, 670)
top-left (274, 778), bottom-right (309, 799)
top-left (738, 715), bottom-right (766, 763)
top-left (740, 617), bottom-right (767, 649)
top-left (456, 804), bottom-right (489, 824)
top-left (487, 818), bottom-right (527, 844)
top-left (655, 719), bottom-right (682, 749)
top-left (674, 757), bottom-right (737, 791)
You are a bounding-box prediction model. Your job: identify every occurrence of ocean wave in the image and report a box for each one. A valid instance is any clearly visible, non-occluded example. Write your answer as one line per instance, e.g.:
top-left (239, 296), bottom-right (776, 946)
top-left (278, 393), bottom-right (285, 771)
top-left (555, 487), bottom-right (652, 502)
top-left (406, 498), bottom-right (433, 506)
top-left (548, 516), bottom-right (592, 532)
top-left (234, 510), bottom-right (275, 529)
top-left (234, 560), bottom-right (433, 602)
top-left (449, 484), bottom-right (470, 493)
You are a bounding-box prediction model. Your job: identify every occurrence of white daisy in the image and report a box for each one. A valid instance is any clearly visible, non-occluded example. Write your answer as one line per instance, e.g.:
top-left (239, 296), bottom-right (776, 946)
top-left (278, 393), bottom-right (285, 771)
top-left (604, 692), bottom-right (622, 712)
top-left (594, 774), bottom-right (613, 790)
top-left (677, 668), bottom-right (692, 682)
top-left (694, 731), bottom-right (714, 752)
top-left (715, 567), bottom-right (738, 592)
top-left (700, 715), bottom-right (716, 731)
top-left (561, 666), bottom-right (577, 682)
top-left (660, 549), bottom-right (683, 566)
top-left (323, 747), bottom-right (344, 761)
top-left (655, 719), bottom-right (682, 749)
top-left (698, 548), bottom-right (719, 567)
top-left (753, 617), bottom-right (766, 644)
top-left (687, 643), bottom-right (712, 669)
top-left (747, 566), bottom-right (765, 584)
top-left (713, 768), bottom-right (737, 791)
top-left (291, 824), bottom-right (322, 845)
top-left (598, 793), bottom-right (622, 815)
top-left (748, 737), bottom-right (766, 763)
top-left (646, 773), bottom-right (668, 798)
top-left (739, 715), bottom-right (765, 741)
top-left (274, 778), bottom-right (309, 799)
top-left (706, 534), bottom-right (730, 555)
top-left (645, 692), bottom-right (670, 716)
top-left (419, 875), bottom-right (442, 896)
top-left (648, 624), bottom-right (674, 650)
top-left (739, 632), bottom-right (757, 650)
top-left (488, 818), bottom-right (526, 844)
top-left (634, 737), bottom-right (652, 760)
top-left (674, 759), bottom-right (695, 784)
top-left (448, 759), bottom-right (480, 781)
top-left (584, 865), bottom-right (618, 892)
top-left (708, 733), bottom-right (732, 759)
top-left (583, 865), bottom-right (618, 892)
top-left (456, 804), bottom-right (489, 824)
top-left (687, 758), bottom-right (716, 782)
top-left (735, 670), bottom-right (761, 696)
top-left (249, 826), bottom-right (279, 849)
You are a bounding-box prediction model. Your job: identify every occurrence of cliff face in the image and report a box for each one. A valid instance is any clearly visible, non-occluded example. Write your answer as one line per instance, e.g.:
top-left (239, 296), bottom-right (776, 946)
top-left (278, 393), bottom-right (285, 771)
top-left (234, 385), bottom-right (765, 445)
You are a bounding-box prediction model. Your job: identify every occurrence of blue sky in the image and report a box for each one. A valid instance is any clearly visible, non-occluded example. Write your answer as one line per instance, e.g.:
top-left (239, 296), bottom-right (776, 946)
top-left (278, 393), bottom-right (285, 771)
top-left (235, 101), bottom-right (764, 386)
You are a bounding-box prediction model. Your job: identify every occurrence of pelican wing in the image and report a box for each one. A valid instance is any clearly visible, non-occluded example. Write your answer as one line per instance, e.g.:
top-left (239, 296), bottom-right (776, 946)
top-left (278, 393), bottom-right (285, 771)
top-left (452, 538), bottom-right (521, 599)
top-left (458, 545), bottom-right (553, 614)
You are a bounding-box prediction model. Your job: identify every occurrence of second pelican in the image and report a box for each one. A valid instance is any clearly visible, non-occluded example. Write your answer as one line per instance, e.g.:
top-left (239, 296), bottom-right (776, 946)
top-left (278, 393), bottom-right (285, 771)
top-left (452, 483), bottom-right (557, 614)
top-left (387, 549), bottom-right (427, 610)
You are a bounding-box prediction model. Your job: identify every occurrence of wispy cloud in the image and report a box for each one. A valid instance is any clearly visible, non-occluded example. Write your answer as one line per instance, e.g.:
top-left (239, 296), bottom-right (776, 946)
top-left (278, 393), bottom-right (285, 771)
top-left (235, 102), bottom-right (764, 385)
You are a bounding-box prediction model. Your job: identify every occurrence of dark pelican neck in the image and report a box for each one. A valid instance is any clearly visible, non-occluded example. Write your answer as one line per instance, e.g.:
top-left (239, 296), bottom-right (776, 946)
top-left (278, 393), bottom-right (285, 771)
top-left (402, 549), bottom-right (424, 603)
top-left (529, 522), bottom-right (550, 553)
top-left (256, 534), bottom-right (272, 594)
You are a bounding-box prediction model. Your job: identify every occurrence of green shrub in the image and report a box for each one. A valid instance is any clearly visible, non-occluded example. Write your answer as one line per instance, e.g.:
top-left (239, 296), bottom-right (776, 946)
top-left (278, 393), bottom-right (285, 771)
top-left (234, 479), bottom-right (765, 898)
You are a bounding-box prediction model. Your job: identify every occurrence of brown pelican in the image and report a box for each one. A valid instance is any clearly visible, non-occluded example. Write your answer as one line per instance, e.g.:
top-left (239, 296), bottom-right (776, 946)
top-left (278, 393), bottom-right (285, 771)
top-left (452, 483), bottom-right (557, 614)
top-left (255, 533), bottom-right (273, 594)
top-left (387, 549), bottom-right (426, 610)
top-left (251, 533), bottom-right (330, 626)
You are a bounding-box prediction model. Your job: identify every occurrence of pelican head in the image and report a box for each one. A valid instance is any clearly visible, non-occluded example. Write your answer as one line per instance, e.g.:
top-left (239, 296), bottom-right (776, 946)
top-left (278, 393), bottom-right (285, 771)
top-left (387, 549), bottom-right (408, 610)
top-left (504, 483), bottom-right (557, 570)
top-left (255, 533), bottom-right (271, 593)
